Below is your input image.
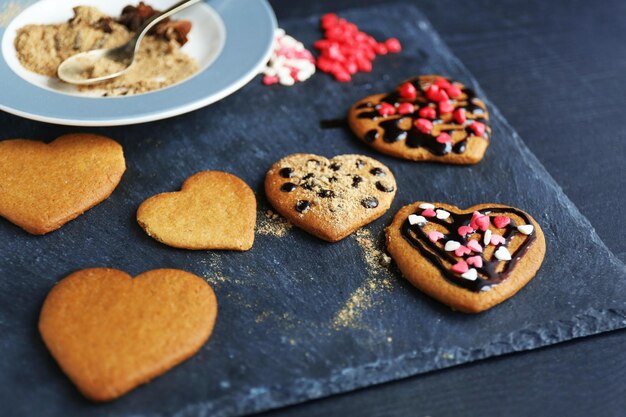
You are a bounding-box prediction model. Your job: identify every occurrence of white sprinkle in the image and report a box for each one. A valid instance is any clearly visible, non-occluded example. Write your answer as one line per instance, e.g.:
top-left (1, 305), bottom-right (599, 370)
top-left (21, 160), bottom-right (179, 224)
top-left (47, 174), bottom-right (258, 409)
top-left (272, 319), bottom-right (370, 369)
top-left (461, 268), bottom-right (478, 281)
top-left (444, 241), bottom-right (461, 251)
top-left (517, 224), bottom-right (534, 235)
top-left (495, 246), bottom-right (512, 261)
top-left (483, 229), bottom-right (492, 246)
top-left (480, 285), bottom-right (493, 292)
top-left (408, 214), bottom-right (427, 226)
top-left (436, 209), bottom-right (450, 220)
top-left (419, 203), bottom-right (435, 210)
top-left (279, 74), bottom-right (295, 86)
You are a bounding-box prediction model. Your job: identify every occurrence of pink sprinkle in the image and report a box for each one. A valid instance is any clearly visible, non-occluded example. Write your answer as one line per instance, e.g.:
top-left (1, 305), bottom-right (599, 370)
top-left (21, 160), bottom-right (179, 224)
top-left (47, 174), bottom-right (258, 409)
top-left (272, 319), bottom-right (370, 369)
top-left (397, 102), bottom-right (415, 115)
top-left (445, 84), bottom-right (462, 98)
top-left (426, 85), bottom-right (449, 102)
top-left (457, 225), bottom-right (474, 236)
top-left (418, 107), bottom-right (437, 120)
top-left (475, 215), bottom-right (490, 231)
top-left (434, 77), bottom-right (451, 88)
top-left (466, 239), bottom-right (483, 253)
top-left (455, 245), bottom-right (471, 257)
top-left (378, 102), bottom-right (396, 116)
top-left (469, 121), bottom-right (486, 137)
top-left (493, 216), bottom-right (511, 229)
top-left (263, 75), bottom-right (279, 85)
top-left (490, 234), bottom-right (506, 246)
top-left (436, 133), bottom-right (452, 144)
top-left (385, 37), bottom-right (402, 53)
top-left (422, 208), bottom-right (436, 217)
top-left (415, 118), bottom-right (433, 134)
top-left (453, 108), bottom-right (466, 124)
top-left (469, 211), bottom-right (482, 230)
top-left (438, 100), bottom-right (454, 114)
top-left (466, 256), bottom-right (483, 268)
top-left (451, 260), bottom-right (469, 274)
top-left (427, 231), bottom-right (444, 242)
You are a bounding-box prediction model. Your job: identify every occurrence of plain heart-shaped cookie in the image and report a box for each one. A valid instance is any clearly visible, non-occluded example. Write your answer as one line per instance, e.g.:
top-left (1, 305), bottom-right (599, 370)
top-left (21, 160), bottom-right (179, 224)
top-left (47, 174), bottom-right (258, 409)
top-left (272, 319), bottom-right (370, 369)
top-left (386, 202), bottom-right (545, 313)
top-left (137, 171), bottom-right (256, 250)
top-left (0, 134), bottom-right (125, 234)
top-left (348, 75), bottom-right (490, 164)
top-left (39, 268), bottom-right (218, 402)
top-left (265, 154), bottom-right (397, 242)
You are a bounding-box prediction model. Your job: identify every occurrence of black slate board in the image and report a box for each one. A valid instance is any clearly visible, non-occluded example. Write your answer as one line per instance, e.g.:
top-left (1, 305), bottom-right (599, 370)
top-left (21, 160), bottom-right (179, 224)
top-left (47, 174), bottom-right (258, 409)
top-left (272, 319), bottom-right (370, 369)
top-left (1, 4), bottom-right (626, 417)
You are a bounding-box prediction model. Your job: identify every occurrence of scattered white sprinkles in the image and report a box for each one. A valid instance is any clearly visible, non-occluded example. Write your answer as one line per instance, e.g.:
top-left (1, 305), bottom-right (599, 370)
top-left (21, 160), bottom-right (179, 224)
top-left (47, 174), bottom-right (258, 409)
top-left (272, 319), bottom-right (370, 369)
top-left (483, 229), bottom-right (492, 246)
top-left (419, 202), bottom-right (435, 210)
top-left (461, 268), bottom-right (478, 281)
top-left (435, 209), bottom-right (450, 220)
top-left (517, 224), bottom-right (534, 235)
top-left (494, 246), bottom-right (512, 261)
top-left (444, 240), bottom-right (461, 252)
top-left (408, 214), bottom-right (427, 226)
top-left (262, 28), bottom-right (316, 86)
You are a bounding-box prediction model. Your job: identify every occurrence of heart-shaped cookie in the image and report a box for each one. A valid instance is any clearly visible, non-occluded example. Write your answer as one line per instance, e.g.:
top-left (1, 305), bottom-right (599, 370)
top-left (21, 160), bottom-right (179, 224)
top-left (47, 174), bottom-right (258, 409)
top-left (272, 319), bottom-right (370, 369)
top-left (386, 202), bottom-right (545, 313)
top-left (348, 75), bottom-right (490, 164)
top-left (265, 154), bottom-right (397, 242)
top-left (0, 134), bottom-right (125, 234)
top-left (137, 171), bottom-right (256, 250)
top-left (39, 268), bottom-right (218, 402)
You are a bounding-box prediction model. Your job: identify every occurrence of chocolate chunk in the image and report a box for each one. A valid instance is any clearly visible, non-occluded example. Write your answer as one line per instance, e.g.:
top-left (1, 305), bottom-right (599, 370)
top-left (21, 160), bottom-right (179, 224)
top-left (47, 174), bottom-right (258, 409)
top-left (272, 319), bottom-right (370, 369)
top-left (296, 200), bottom-right (311, 213)
top-left (376, 181), bottom-right (395, 193)
top-left (329, 176), bottom-right (338, 183)
top-left (302, 173), bottom-right (315, 180)
top-left (361, 197), bottom-right (379, 209)
top-left (279, 167), bottom-right (294, 178)
top-left (352, 175), bottom-right (363, 188)
top-left (370, 167), bottom-right (385, 177)
top-left (280, 183), bottom-right (297, 192)
top-left (318, 189), bottom-right (335, 198)
top-left (329, 162), bottom-right (341, 171)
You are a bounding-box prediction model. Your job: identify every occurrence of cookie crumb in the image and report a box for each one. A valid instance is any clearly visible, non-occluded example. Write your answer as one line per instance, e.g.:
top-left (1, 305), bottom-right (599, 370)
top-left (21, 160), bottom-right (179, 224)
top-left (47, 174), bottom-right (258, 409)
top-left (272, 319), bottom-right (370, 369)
top-left (256, 209), bottom-right (293, 237)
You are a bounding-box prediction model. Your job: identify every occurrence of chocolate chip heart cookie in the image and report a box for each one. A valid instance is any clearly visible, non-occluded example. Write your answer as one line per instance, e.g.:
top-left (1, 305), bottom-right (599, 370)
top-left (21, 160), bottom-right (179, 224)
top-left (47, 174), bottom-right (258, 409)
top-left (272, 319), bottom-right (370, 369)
top-left (348, 75), bottom-right (490, 164)
top-left (265, 154), bottom-right (396, 242)
top-left (39, 268), bottom-right (218, 402)
top-left (386, 202), bottom-right (545, 312)
top-left (0, 133), bottom-right (126, 234)
top-left (137, 171), bottom-right (256, 250)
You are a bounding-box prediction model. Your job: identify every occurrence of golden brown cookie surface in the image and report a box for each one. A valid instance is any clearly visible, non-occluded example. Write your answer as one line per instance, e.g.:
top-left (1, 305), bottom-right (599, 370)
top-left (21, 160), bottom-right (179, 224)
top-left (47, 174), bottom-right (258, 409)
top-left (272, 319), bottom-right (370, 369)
top-left (386, 202), bottom-right (545, 313)
top-left (348, 75), bottom-right (490, 164)
top-left (39, 268), bottom-right (218, 402)
top-left (137, 171), bottom-right (256, 251)
top-left (265, 154), bottom-right (396, 242)
top-left (0, 133), bottom-right (126, 234)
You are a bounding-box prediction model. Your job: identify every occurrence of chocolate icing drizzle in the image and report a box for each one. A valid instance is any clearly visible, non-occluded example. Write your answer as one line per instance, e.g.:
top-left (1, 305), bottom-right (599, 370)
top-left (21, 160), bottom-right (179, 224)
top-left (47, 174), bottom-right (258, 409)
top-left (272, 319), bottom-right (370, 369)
top-left (401, 206), bottom-right (536, 292)
top-left (355, 76), bottom-right (490, 156)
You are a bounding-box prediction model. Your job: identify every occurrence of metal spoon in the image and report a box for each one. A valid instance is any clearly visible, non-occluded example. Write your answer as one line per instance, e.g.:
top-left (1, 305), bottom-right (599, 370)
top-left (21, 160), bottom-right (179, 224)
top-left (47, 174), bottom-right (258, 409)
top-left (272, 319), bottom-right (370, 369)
top-left (57, 0), bottom-right (202, 85)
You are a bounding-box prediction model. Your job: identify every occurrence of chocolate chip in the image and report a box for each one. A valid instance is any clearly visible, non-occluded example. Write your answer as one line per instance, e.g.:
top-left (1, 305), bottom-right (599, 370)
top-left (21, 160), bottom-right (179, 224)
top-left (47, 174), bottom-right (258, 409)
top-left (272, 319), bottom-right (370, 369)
top-left (296, 200), bottom-right (311, 213)
top-left (361, 197), bottom-right (379, 208)
top-left (302, 173), bottom-right (315, 180)
top-left (280, 183), bottom-right (297, 192)
top-left (352, 175), bottom-right (363, 188)
top-left (329, 176), bottom-right (338, 183)
top-left (279, 167), bottom-right (294, 178)
top-left (370, 167), bottom-right (385, 177)
top-left (301, 183), bottom-right (314, 191)
top-left (329, 162), bottom-right (341, 171)
top-left (318, 189), bottom-right (335, 198)
top-left (365, 129), bottom-right (379, 143)
top-left (375, 181), bottom-right (394, 193)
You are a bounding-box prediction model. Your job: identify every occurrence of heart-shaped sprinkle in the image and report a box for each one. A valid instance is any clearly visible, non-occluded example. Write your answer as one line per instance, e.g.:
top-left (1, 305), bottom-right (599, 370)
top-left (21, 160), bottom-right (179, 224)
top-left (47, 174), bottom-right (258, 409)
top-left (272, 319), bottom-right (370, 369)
top-left (408, 214), bottom-right (427, 226)
top-left (490, 234), bottom-right (506, 246)
top-left (517, 224), bottom-right (534, 235)
top-left (466, 239), bottom-right (483, 253)
top-left (475, 215), bottom-right (490, 231)
top-left (457, 225), bottom-right (474, 236)
top-left (494, 246), bottom-right (512, 261)
top-left (483, 229), bottom-right (492, 246)
top-left (435, 209), bottom-right (450, 219)
top-left (469, 211), bottom-right (483, 229)
top-left (427, 231), bottom-right (444, 242)
top-left (435, 133), bottom-right (452, 144)
top-left (451, 261), bottom-right (469, 274)
top-left (419, 203), bottom-right (435, 210)
top-left (461, 268), bottom-right (478, 281)
top-left (493, 215), bottom-right (511, 229)
top-left (455, 245), bottom-right (471, 257)
top-left (422, 208), bottom-right (436, 217)
top-left (444, 240), bottom-right (461, 251)
top-left (466, 256), bottom-right (483, 268)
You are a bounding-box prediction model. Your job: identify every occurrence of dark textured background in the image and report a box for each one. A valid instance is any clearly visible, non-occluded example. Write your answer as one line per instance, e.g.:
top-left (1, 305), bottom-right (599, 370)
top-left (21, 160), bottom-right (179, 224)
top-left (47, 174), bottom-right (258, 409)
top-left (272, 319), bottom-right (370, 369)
top-left (257, 1), bottom-right (626, 416)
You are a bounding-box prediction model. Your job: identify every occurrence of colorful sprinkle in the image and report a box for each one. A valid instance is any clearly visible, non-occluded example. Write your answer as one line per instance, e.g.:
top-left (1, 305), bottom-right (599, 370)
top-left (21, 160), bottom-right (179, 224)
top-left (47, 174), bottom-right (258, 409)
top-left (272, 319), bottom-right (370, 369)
top-left (445, 84), bottom-right (462, 99)
top-left (438, 100), bottom-right (454, 114)
top-left (419, 203), bottom-right (435, 209)
top-left (466, 239), bottom-right (483, 253)
top-left (422, 208), bottom-right (436, 217)
top-left (427, 231), bottom-right (444, 242)
top-left (378, 102), bottom-right (396, 117)
top-left (451, 260), bottom-right (469, 274)
top-left (517, 224), bottom-right (534, 235)
top-left (493, 216), bottom-right (511, 229)
top-left (397, 102), bottom-right (415, 115)
top-left (418, 107), bottom-right (437, 120)
top-left (490, 234), bottom-right (506, 246)
top-left (457, 225), bottom-right (474, 236)
top-left (445, 240), bottom-right (461, 252)
top-left (435, 209), bottom-right (450, 220)
top-left (398, 82), bottom-right (417, 99)
top-left (483, 229), bottom-right (492, 246)
top-left (455, 245), bottom-right (471, 257)
top-left (415, 118), bottom-right (433, 134)
top-left (436, 133), bottom-right (452, 144)
top-left (469, 121), bottom-right (486, 137)
top-left (408, 214), bottom-right (427, 226)
top-left (461, 268), bottom-right (478, 281)
top-left (466, 255), bottom-right (483, 268)
top-left (262, 28), bottom-right (316, 86)
top-left (495, 246), bottom-right (512, 261)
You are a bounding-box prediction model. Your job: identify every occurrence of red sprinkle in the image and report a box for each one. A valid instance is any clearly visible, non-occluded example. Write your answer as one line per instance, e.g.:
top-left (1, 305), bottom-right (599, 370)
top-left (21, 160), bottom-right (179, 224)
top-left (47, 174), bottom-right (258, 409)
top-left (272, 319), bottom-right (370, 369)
top-left (262, 75), bottom-right (278, 85)
top-left (422, 208), bottom-right (436, 217)
top-left (438, 100), bottom-right (454, 114)
top-left (434, 77), bottom-right (451, 88)
top-left (493, 216), bottom-right (511, 229)
top-left (453, 108), bottom-right (466, 124)
top-left (414, 118), bottom-right (433, 134)
top-left (469, 121), bottom-right (486, 137)
top-left (470, 211), bottom-right (482, 230)
top-left (418, 107), bottom-right (437, 120)
top-left (475, 215), bottom-right (490, 231)
top-left (451, 261), bottom-right (469, 274)
top-left (455, 245), bottom-right (471, 257)
top-left (458, 225), bottom-right (474, 236)
top-left (378, 102), bottom-right (396, 116)
top-left (466, 256), bottom-right (483, 268)
top-left (398, 82), bottom-right (417, 100)
top-left (385, 37), bottom-right (402, 53)
top-left (466, 239), bottom-right (483, 253)
top-left (445, 84), bottom-right (462, 98)
top-left (436, 133), bottom-right (452, 144)
top-left (397, 102), bottom-right (415, 115)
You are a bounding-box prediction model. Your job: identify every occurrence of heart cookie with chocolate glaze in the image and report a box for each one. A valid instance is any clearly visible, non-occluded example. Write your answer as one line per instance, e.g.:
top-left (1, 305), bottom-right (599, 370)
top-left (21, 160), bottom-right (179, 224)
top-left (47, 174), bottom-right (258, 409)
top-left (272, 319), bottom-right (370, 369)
top-left (265, 154), bottom-right (396, 242)
top-left (137, 171), bottom-right (256, 251)
top-left (386, 202), bottom-right (545, 313)
top-left (0, 134), bottom-right (125, 234)
top-left (348, 75), bottom-right (490, 164)
top-left (39, 268), bottom-right (218, 402)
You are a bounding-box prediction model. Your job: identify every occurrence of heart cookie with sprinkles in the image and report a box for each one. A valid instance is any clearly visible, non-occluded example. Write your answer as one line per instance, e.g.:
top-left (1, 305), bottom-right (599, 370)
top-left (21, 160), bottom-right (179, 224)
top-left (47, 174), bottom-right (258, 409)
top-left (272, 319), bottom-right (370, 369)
top-left (39, 268), bottom-right (218, 401)
top-left (386, 202), bottom-right (545, 313)
top-left (265, 154), bottom-right (397, 242)
top-left (0, 134), bottom-right (125, 234)
top-left (348, 75), bottom-right (491, 164)
top-left (137, 171), bottom-right (256, 250)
